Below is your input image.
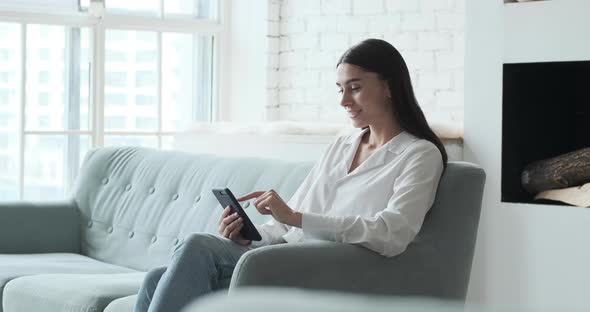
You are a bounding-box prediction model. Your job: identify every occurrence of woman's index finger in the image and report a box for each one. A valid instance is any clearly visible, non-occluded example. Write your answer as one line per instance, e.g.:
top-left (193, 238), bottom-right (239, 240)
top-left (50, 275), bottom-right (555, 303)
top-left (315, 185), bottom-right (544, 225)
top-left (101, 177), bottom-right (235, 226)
top-left (237, 190), bottom-right (266, 201)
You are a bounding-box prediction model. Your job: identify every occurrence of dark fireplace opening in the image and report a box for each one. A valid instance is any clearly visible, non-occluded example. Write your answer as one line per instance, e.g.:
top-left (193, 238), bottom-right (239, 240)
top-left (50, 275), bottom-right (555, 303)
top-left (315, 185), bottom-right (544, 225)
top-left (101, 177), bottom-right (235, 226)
top-left (502, 60), bottom-right (590, 206)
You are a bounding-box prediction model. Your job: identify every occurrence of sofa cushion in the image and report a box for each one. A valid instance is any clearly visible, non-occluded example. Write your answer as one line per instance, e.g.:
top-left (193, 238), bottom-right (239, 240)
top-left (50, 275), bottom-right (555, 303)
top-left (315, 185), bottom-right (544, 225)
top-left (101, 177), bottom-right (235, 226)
top-left (0, 253), bottom-right (137, 312)
top-left (3, 272), bottom-right (144, 312)
top-left (103, 294), bottom-right (137, 312)
top-left (72, 147), bottom-right (314, 271)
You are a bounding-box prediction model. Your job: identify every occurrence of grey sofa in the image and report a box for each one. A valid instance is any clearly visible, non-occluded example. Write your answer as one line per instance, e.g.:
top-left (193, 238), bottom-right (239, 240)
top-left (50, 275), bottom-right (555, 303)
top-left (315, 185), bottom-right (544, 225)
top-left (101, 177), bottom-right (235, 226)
top-left (0, 146), bottom-right (485, 312)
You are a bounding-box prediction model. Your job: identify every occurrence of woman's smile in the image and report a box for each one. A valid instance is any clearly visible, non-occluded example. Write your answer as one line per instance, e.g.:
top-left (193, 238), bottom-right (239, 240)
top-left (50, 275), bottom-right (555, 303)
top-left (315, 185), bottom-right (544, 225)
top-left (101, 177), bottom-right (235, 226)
top-left (347, 109), bottom-right (362, 119)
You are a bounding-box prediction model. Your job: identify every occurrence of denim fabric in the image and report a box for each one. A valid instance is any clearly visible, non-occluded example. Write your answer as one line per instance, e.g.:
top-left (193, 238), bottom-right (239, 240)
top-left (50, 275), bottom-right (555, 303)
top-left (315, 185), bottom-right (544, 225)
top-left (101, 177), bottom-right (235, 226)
top-left (134, 233), bottom-right (251, 312)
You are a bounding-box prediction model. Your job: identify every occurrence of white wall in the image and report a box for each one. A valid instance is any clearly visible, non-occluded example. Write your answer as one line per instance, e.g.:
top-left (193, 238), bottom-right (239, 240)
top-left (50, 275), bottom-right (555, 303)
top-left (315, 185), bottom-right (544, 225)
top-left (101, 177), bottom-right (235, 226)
top-left (224, 0), bottom-right (465, 130)
top-left (275, 0), bottom-right (465, 126)
top-left (465, 0), bottom-right (590, 309)
top-left (223, 0), bottom-right (270, 122)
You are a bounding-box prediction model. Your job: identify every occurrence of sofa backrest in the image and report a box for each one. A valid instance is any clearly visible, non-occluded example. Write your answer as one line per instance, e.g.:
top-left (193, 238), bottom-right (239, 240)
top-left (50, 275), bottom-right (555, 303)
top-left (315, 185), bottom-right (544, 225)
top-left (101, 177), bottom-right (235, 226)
top-left (72, 147), bottom-right (314, 271)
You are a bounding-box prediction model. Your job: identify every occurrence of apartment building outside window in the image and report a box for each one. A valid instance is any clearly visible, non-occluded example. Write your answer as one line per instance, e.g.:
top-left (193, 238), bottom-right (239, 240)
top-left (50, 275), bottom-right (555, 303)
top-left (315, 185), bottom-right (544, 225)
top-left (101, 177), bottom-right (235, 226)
top-left (0, 0), bottom-right (223, 200)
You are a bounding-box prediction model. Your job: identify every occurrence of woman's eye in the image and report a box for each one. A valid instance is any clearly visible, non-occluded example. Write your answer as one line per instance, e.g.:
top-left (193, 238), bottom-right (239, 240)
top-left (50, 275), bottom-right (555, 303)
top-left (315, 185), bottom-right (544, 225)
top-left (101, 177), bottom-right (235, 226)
top-left (337, 89), bottom-right (343, 94)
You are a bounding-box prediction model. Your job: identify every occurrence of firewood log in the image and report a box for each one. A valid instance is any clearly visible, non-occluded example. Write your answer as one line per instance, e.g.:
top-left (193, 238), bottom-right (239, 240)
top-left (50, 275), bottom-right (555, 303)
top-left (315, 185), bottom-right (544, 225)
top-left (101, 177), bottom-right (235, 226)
top-left (535, 182), bottom-right (590, 208)
top-left (521, 147), bottom-right (590, 194)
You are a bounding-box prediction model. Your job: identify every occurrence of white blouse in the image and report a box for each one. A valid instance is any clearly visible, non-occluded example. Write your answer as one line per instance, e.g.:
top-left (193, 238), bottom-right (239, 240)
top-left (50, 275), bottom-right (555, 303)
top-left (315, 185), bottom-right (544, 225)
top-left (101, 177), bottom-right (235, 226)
top-left (252, 128), bottom-right (444, 257)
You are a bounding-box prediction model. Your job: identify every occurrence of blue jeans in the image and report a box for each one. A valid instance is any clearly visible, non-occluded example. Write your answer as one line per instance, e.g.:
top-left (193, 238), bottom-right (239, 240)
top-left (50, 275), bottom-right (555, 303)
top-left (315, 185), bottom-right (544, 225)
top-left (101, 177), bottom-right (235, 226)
top-left (134, 233), bottom-right (251, 312)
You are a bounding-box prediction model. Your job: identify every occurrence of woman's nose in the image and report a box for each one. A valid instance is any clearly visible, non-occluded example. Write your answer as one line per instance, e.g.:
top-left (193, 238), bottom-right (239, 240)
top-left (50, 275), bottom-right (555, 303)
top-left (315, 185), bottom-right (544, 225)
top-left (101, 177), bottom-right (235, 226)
top-left (340, 91), bottom-right (352, 107)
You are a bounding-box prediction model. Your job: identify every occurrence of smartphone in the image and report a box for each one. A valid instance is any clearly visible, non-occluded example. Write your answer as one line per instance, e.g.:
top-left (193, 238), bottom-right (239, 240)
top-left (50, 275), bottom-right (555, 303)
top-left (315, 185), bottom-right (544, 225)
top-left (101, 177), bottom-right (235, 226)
top-left (211, 188), bottom-right (262, 241)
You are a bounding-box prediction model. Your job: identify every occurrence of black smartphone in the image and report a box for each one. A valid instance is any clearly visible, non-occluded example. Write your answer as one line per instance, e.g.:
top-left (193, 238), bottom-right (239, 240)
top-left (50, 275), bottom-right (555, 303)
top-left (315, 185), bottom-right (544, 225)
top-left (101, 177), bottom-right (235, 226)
top-left (211, 188), bottom-right (262, 241)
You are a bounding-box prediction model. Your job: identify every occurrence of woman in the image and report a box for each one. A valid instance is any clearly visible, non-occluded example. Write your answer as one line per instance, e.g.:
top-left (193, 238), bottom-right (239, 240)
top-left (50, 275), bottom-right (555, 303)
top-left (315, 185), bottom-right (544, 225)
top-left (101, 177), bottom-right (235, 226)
top-left (134, 38), bottom-right (447, 312)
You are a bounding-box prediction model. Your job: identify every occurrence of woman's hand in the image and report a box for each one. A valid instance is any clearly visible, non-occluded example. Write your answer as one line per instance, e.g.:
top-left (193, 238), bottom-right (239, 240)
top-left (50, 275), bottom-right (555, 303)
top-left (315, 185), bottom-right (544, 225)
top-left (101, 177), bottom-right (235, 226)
top-left (238, 190), bottom-right (302, 228)
top-left (218, 206), bottom-right (251, 246)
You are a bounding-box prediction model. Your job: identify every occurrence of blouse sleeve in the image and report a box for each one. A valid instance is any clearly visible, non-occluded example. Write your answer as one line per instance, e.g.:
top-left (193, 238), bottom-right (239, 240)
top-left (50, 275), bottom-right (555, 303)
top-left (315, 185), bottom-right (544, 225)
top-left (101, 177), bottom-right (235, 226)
top-left (300, 143), bottom-right (444, 257)
top-left (249, 137), bottom-right (343, 248)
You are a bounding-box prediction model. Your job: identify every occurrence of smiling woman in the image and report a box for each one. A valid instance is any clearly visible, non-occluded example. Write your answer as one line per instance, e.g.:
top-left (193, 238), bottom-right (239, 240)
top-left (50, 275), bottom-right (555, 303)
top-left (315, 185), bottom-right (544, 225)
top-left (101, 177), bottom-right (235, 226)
top-left (336, 39), bottom-right (448, 167)
top-left (134, 39), bottom-right (448, 312)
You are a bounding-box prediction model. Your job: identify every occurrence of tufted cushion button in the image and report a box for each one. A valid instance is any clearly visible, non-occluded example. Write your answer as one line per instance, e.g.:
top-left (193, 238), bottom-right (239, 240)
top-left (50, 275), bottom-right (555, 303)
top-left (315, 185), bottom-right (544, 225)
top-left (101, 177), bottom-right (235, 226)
top-left (128, 231), bottom-right (134, 239)
top-left (151, 236), bottom-right (157, 244)
top-left (125, 184), bottom-right (132, 191)
top-left (102, 178), bottom-right (109, 185)
top-left (243, 201), bottom-right (250, 208)
top-left (194, 194), bottom-right (201, 203)
top-left (87, 221), bottom-right (93, 228)
top-left (107, 226), bottom-right (113, 234)
top-left (172, 193), bottom-right (179, 201)
top-left (173, 238), bottom-right (180, 245)
top-left (148, 187), bottom-right (155, 194)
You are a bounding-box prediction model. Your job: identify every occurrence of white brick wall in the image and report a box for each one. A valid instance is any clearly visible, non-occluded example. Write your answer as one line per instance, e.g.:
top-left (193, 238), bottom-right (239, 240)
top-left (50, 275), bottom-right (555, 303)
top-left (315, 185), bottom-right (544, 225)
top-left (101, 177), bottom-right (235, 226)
top-left (265, 0), bottom-right (282, 120)
top-left (266, 0), bottom-right (465, 126)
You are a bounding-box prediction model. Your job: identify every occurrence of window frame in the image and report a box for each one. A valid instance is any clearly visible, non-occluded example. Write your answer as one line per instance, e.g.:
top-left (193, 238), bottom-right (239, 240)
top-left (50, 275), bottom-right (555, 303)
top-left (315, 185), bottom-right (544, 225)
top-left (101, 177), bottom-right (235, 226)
top-left (0, 0), bottom-right (226, 199)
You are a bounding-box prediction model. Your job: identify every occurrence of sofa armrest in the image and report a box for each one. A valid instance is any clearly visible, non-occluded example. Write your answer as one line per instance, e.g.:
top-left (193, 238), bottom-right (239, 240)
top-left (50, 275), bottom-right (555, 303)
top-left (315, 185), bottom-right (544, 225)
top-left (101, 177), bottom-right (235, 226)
top-left (187, 288), bottom-right (467, 312)
top-left (229, 242), bottom-right (436, 297)
top-left (0, 200), bottom-right (80, 254)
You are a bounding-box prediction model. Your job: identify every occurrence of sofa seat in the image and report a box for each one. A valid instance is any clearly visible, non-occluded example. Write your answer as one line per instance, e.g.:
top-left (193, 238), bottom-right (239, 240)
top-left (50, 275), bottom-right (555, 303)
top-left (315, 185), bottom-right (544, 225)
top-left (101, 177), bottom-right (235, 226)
top-left (0, 253), bottom-right (138, 311)
top-left (104, 294), bottom-right (138, 312)
top-left (3, 272), bottom-right (145, 312)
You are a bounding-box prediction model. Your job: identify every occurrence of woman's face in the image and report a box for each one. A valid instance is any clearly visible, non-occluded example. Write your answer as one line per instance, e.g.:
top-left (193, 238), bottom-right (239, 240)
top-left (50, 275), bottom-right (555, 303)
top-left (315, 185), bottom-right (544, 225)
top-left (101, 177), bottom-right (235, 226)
top-left (336, 63), bottom-right (392, 129)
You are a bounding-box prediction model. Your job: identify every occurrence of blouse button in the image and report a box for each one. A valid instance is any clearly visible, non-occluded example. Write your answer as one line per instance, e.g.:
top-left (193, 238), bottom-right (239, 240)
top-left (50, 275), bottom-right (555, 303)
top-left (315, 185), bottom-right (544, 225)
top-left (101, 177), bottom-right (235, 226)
top-left (243, 201), bottom-right (250, 208)
top-left (128, 231), bottom-right (135, 239)
top-left (148, 187), bottom-right (155, 194)
top-left (125, 184), bottom-right (132, 191)
top-left (102, 178), bottom-right (109, 185)
top-left (151, 236), bottom-right (157, 244)
top-left (194, 195), bottom-right (201, 203)
top-left (107, 226), bottom-right (113, 234)
top-left (172, 194), bottom-right (179, 201)
top-left (87, 221), bottom-right (93, 228)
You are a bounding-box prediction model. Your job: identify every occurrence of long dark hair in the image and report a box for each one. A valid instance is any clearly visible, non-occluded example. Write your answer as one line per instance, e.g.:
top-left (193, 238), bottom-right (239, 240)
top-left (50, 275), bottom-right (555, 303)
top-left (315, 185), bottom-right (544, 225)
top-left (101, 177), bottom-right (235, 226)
top-left (337, 39), bottom-right (448, 166)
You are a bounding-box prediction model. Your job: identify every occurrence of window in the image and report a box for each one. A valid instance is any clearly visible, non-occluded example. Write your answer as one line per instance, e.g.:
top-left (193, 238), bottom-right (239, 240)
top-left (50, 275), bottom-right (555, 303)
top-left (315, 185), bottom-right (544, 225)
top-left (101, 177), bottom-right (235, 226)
top-left (104, 116), bottom-right (126, 129)
top-left (0, 0), bottom-right (221, 200)
top-left (38, 92), bottom-right (49, 106)
top-left (0, 49), bottom-right (11, 61)
top-left (105, 71), bottom-right (127, 87)
top-left (105, 93), bottom-right (127, 106)
top-left (135, 95), bottom-right (155, 106)
top-left (39, 48), bottom-right (50, 60)
top-left (105, 50), bottom-right (126, 63)
top-left (0, 90), bottom-right (12, 105)
top-left (38, 70), bottom-right (49, 84)
top-left (0, 72), bottom-right (11, 84)
top-left (135, 71), bottom-right (156, 88)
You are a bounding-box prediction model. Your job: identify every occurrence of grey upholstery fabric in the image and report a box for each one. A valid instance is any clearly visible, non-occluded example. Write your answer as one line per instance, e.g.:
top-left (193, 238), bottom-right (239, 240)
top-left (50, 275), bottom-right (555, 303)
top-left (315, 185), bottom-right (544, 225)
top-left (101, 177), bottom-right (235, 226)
top-left (230, 162), bottom-right (486, 301)
top-left (0, 253), bottom-right (136, 312)
top-left (183, 288), bottom-right (467, 312)
top-left (72, 147), bottom-right (314, 272)
top-left (0, 201), bottom-right (80, 254)
top-left (183, 288), bottom-right (544, 312)
top-left (103, 295), bottom-right (137, 312)
top-left (3, 273), bottom-right (144, 312)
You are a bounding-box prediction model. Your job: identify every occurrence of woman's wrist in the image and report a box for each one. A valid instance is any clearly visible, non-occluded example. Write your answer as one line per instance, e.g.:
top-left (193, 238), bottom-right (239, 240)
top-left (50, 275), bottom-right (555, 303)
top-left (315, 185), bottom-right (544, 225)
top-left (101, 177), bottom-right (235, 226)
top-left (289, 211), bottom-right (303, 228)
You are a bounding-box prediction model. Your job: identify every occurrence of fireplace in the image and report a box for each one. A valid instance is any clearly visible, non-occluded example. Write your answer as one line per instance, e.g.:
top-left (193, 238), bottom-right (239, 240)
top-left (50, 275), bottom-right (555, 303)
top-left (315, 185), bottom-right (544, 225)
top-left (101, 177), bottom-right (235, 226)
top-left (502, 60), bottom-right (590, 206)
